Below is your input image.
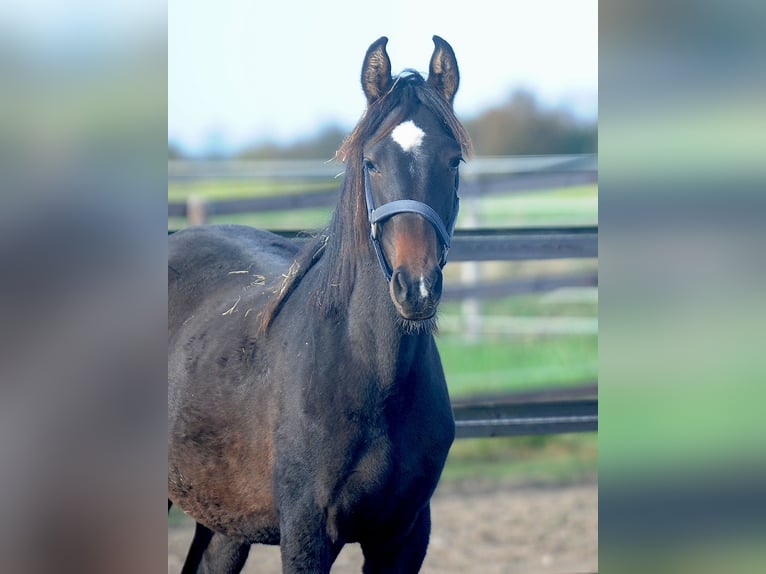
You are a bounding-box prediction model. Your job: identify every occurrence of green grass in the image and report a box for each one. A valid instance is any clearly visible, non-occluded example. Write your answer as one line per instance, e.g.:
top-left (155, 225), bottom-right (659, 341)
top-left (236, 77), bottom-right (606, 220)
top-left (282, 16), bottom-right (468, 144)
top-left (168, 504), bottom-right (192, 528)
top-left (170, 207), bottom-right (334, 231)
top-left (437, 291), bottom-right (598, 397)
top-left (168, 179), bottom-right (338, 202)
top-left (464, 184), bottom-right (597, 227)
top-left (442, 433), bottom-right (597, 484)
top-left (439, 335), bottom-right (597, 398)
top-left (440, 288), bottom-right (598, 318)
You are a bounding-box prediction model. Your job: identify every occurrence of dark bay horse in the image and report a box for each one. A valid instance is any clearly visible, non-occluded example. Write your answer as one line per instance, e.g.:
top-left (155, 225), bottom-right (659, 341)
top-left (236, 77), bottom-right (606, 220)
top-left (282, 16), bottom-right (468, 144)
top-left (168, 36), bottom-right (472, 573)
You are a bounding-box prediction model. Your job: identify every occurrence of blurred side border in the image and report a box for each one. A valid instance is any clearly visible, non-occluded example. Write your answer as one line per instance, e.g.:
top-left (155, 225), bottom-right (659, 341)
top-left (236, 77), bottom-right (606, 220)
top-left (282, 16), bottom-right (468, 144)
top-left (0, 2), bottom-right (168, 573)
top-left (601, 1), bottom-right (766, 573)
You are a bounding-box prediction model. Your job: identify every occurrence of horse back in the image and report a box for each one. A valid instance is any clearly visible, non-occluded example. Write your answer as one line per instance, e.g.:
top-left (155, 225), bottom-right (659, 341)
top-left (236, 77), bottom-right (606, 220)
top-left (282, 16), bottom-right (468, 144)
top-left (168, 224), bottom-right (298, 334)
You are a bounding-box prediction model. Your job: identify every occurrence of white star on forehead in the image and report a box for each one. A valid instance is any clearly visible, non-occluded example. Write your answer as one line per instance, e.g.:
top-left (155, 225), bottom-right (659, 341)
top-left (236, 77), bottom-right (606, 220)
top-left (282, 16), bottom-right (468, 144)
top-left (391, 120), bottom-right (425, 152)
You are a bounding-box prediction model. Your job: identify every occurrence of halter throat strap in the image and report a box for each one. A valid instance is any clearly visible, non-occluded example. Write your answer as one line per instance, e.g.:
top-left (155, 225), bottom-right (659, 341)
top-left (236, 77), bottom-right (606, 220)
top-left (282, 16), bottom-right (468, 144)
top-left (364, 165), bottom-right (459, 281)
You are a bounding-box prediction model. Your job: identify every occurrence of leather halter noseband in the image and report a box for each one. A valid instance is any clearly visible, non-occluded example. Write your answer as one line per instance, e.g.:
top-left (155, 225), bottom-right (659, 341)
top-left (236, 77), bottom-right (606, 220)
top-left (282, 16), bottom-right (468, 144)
top-left (364, 165), bottom-right (460, 281)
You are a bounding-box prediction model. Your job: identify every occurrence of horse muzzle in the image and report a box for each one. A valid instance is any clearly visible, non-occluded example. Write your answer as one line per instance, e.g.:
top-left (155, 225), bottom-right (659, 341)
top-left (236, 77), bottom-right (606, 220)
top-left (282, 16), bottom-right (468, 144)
top-left (389, 265), bottom-right (443, 321)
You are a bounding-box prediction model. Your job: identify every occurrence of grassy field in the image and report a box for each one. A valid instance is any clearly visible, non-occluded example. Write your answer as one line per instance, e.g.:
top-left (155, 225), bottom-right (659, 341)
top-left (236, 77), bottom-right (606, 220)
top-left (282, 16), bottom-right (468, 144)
top-left (443, 433), bottom-right (597, 483)
top-left (439, 335), bottom-right (597, 398)
top-left (463, 184), bottom-right (597, 228)
top-left (437, 289), bottom-right (597, 397)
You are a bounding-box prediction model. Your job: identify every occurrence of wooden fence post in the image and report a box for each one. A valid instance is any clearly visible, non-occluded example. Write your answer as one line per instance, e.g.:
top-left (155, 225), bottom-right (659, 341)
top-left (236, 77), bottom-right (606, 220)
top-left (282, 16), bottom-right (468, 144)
top-left (187, 195), bottom-right (209, 225)
top-left (460, 192), bottom-right (482, 341)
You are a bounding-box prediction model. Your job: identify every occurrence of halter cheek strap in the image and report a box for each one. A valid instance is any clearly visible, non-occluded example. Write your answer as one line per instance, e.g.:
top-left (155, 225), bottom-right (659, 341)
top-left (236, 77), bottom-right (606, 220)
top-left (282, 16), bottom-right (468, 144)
top-left (364, 166), bottom-right (460, 281)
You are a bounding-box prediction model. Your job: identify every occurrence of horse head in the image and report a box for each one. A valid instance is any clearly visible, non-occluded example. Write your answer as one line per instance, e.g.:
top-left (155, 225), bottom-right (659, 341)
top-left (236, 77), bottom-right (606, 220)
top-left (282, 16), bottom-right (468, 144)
top-left (356, 36), bottom-right (468, 322)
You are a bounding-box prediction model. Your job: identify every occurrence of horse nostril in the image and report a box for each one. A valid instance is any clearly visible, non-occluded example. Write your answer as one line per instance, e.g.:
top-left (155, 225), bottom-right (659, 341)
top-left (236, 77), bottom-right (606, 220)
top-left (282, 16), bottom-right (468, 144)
top-left (392, 269), bottom-right (409, 304)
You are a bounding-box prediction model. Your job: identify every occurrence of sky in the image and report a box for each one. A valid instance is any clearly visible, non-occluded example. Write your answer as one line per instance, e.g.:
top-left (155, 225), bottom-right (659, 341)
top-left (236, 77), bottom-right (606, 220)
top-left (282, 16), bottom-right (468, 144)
top-left (169, 0), bottom-right (597, 155)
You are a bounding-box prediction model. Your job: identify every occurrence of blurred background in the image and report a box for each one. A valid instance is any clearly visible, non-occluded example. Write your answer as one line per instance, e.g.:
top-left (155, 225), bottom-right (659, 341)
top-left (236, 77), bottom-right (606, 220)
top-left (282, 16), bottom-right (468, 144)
top-left (167, 2), bottom-right (598, 572)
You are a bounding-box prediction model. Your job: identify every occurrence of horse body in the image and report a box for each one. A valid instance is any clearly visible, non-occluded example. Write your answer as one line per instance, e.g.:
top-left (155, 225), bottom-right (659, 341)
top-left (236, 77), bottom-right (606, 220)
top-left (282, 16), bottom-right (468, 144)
top-left (169, 226), bottom-right (293, 543)
top-left (168, 226), bottom-right (454, 543)
top-left (169, 36), bottom-right (471, 573)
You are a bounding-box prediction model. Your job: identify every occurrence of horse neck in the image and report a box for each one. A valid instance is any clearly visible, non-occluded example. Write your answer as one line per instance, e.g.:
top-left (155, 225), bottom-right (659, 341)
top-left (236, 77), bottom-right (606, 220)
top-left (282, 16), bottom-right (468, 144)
top-left (345, 250), bottom-right (430, 379)
top-left (311, 170), bottom-right (431, 374)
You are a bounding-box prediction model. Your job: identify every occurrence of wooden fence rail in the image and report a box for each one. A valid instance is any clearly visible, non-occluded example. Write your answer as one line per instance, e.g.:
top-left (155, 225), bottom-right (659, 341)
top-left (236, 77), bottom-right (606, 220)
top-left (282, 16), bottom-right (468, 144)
top-left (451, 383), bottom-right (598, 438)
top-left (167, 226), bottom-right (598, 261)
top-left (453, 399), bottom-right (598, 438)
top-left (247, 227), bottom-right (599, 262)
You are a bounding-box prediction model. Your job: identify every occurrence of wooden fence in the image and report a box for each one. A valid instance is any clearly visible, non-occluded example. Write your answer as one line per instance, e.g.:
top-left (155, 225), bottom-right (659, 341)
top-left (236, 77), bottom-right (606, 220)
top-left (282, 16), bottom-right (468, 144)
top-left (256, 226), bottom-right (598, 262)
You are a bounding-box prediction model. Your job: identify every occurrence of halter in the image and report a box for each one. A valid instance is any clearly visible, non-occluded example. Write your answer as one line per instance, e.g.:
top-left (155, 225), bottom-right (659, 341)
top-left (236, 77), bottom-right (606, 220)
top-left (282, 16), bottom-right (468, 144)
top-left (364, 165), bottom-right (460, 281)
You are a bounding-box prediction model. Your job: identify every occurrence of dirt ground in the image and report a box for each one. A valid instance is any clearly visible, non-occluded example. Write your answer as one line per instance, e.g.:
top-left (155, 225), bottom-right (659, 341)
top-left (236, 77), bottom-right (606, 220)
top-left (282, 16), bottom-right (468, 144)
top-left (168, 477), bottom-right (597, 574)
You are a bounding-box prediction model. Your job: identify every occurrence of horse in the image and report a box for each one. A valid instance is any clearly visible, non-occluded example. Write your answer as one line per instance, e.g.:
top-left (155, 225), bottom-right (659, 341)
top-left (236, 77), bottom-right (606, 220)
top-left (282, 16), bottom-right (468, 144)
top-left (168, 35), bottom-right (472, 573)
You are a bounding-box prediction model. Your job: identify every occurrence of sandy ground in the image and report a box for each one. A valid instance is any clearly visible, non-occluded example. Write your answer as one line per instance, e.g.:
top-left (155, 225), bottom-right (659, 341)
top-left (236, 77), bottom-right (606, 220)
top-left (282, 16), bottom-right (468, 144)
top-left (168, 478), bottom-right (597, 573)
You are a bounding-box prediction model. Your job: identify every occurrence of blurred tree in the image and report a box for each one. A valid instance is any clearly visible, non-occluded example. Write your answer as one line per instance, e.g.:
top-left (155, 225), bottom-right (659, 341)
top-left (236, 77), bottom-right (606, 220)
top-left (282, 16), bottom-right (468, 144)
top-left (463, 89), bottom-right (597, 155)
top-left (170, 91), bottom-right (597, 159)
top-left (168, 141), bottom-right (185, 159)
top-left (237, 124), bottom-right (347, 160)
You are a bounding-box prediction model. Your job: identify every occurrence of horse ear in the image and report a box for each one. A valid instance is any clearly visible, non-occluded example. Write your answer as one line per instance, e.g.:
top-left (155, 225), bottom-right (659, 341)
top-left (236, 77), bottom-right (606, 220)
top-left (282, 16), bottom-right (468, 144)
top-left (427, 35), bottom-right (460, 105)
top-left (361, 36), bottom-right (393, 105)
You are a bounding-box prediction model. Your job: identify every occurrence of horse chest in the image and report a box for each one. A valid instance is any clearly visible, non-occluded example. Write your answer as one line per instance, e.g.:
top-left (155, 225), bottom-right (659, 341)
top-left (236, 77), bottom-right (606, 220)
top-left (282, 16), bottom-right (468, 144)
top-left (324, 390), bottom-right (453, 539)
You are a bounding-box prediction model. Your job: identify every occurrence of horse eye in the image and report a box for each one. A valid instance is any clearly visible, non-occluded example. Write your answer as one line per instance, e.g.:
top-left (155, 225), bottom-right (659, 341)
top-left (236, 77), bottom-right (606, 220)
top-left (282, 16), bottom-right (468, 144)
top-left (449, 157), bottom-right (463, 170)
top-left (364, 159), bottom-right (378, 173)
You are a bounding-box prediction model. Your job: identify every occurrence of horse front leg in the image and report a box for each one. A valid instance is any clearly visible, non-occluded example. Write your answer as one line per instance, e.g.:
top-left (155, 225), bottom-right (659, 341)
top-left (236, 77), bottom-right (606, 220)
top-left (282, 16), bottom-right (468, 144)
top-left (277, 498), bottom-right (342, 574)
top-left (180, 522), bottom-right (213, 574)
top-left (360, 505), bottom-right (431, 574)
top-left (198, 532), bottom-right (250, 574)
top-left (180, 522), bottom-right (250, 574)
